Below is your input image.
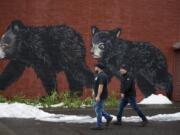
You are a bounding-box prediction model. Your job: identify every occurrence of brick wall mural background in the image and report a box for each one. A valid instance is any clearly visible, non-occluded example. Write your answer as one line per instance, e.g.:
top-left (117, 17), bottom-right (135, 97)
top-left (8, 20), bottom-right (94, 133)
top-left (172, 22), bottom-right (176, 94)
top-left (0, 0), bottom-right (179, 100)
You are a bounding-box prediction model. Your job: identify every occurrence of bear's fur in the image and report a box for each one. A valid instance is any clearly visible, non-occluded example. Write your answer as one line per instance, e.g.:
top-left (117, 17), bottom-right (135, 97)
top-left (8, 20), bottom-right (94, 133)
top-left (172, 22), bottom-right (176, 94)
top-left (0, 20), bottom-right (94, 96)
top-left (91, 26), bottom-right (173, 99)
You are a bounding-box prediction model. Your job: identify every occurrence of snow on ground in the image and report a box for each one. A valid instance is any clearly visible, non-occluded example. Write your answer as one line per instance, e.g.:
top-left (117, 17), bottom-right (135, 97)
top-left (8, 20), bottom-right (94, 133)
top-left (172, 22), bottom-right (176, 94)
top-left (0, 102), bottom-right (180, 123)
top-left (80, 104), bottom-right (92, 108)
top-left (0, 103), bottom-right (54, 119)
top-left (50, 103), bottom-right (65, 108)
top-left (139, 94), bottom-right (172, 104)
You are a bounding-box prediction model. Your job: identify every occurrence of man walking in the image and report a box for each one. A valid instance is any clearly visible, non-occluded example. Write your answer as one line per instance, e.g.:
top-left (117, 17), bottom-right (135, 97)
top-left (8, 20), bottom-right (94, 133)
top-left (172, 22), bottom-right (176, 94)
top-left (91, 63), bottom-right (113, 130)
top-left (113, 64), bottom-right (148, 126)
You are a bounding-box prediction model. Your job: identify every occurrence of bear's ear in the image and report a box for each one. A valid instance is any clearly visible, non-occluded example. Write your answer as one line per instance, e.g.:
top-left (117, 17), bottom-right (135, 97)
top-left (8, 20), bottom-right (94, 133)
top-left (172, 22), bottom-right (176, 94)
top-left (91, 26), bottom-right (99, 35)
top-left (110, 28), bottom-right (122, 38)
top-left (11, 20), bottom-right (25, 32)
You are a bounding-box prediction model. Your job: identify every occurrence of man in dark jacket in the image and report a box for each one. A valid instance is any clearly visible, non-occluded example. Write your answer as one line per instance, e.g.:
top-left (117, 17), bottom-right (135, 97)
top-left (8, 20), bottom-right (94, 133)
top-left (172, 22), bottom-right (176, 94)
top-left (91, 63), bottom-right (113, 130)
top-left (113, 64), bottom-right (148, 126)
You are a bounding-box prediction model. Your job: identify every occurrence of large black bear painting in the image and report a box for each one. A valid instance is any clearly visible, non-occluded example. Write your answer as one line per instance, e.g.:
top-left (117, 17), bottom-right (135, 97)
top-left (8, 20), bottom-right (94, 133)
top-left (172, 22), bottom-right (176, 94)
top-left (0, 20), bottom-right (94, 95)
top-left (91, 26), bottom-right (173, 99)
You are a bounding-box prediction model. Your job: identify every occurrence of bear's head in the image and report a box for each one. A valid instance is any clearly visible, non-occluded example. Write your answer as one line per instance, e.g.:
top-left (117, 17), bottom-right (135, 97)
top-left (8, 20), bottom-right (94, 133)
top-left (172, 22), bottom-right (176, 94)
top-left (0, 20), bottom-right (25, 59)
top-left (91, 26), bottom-right (122, 59)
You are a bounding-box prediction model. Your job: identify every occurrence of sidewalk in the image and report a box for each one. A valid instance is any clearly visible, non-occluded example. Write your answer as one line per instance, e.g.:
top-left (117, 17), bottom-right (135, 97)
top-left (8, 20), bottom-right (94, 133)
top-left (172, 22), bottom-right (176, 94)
top-left (0, 103), bottom-right (180, 135)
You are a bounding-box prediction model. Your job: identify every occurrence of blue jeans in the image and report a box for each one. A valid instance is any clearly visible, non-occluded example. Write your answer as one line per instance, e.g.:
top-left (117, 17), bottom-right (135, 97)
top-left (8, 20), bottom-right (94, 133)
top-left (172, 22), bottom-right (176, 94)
top-left (93, 100), bottom-right (112, 127)
top-left (117, 96), bottom-right (147, 122)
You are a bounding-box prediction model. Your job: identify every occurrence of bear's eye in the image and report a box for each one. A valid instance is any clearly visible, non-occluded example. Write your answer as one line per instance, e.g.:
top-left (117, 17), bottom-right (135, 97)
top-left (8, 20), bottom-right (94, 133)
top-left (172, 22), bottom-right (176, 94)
top-left (98, 43), bottom-right (105, 50)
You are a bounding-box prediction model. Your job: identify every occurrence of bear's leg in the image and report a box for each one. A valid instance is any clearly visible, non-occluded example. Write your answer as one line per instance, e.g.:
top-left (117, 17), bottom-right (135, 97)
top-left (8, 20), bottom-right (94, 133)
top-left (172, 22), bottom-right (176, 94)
top-left (33, 65), bottom-right (57, 96)
top-left (136, 73), bottom-right (155, 97)
top-left (0, 60), bottom-right (26, 90)
top-left (65, 62), bottom-right (94, 88)
top-left (155, 71), bottom-right (173, 100)
top-left (76, 63), bottom-right (94, 88)
top-left (37, 72), bottom-right (57, 95)
top-left (64, 70), bottom-right (83, 96)
top-left (166, 73), bottom-right (173, 100)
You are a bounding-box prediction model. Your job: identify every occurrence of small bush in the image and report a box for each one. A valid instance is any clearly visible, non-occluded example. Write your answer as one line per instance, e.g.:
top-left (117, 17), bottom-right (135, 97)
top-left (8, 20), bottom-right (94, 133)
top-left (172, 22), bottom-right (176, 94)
top-left (60, 92), bottom-right (84, 108)
top-left (82, 97), bottom-right (93, 106)
top-left (40, 90), bottom-right (61, 107)
top-left (9, 96), bottom-right (40, 106)
top-left (0, 90), bottom-right (119, 108)
top-left (0, 95), bottom-right (7, 103)
top-left (105, 92), bottom-right (119, 107)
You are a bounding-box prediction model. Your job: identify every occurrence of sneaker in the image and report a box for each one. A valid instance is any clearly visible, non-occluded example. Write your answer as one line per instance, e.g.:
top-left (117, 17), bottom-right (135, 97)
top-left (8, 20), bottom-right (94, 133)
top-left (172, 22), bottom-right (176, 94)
top-left (105, 117), bottom-right (113, 127)
top-left (113, 121), bottom-right (122, 126)
top-left (141, 119), bottom-right (148, 127)
top-left (90, 126), bottom-right (104, 130)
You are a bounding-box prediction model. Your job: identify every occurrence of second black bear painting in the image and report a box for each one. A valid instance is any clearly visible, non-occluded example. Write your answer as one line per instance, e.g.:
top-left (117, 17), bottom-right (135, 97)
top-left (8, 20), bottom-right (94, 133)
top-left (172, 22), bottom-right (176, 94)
top-left (91, 26), bottom-right (173, 99)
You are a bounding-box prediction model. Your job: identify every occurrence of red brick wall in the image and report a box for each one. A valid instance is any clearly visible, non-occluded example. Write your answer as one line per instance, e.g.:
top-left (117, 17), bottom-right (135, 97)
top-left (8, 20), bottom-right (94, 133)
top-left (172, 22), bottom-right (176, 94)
top-left (0, 0), bottom-right (179, 100)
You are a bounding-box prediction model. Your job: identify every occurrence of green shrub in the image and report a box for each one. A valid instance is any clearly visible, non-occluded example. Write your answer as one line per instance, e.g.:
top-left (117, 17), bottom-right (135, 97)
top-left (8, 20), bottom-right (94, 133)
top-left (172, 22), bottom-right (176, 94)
top-left (40, 90), bottom-right (61, 107)
top-left (105, 94), bottom-right (119, 108)
top-left (9, 95), bottom-right (40, 106)
top-left (60, 92), bottom-right (83, 108)
top-left (0, 95), bottom-right (7, 103)
top-left (0, 90), bottom-right (119, 108)
top-left (82, 97), bottom-right (93, 106)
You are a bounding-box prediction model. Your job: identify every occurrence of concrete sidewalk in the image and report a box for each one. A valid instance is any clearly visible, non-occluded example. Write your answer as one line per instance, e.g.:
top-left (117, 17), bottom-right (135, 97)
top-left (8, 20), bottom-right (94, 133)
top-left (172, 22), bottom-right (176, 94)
top-left (0, 103), bottom-right (180, 135)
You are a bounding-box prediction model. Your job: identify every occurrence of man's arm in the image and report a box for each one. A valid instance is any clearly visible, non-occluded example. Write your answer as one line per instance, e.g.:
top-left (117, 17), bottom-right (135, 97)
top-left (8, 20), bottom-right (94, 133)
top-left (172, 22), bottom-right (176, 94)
top-left (95, 84), bottom-right (104, 102)
top-left (120, 79), bottom-right (125, 98)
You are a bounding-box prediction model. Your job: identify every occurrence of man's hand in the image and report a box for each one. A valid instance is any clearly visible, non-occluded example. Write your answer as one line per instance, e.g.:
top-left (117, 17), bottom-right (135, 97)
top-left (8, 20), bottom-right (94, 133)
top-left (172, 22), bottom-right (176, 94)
top-left (95, 84), bottom-right (103, 102)
top-left (121, 93), bottom-right (124, 98)
top-left (92, 91), bottom-right (95, 98)
top-left (95, 96), bottom-right (100, 102)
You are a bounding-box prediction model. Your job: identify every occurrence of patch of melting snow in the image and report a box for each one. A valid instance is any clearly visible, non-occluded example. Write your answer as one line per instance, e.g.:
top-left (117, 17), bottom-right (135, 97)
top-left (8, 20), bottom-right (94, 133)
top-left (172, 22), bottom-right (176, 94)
top-left (50, 103), bottom-right (65, 108)
top-left (1, 102), bottom-right (179, 123)
top-left (139, 94), bottom-right (172, 105)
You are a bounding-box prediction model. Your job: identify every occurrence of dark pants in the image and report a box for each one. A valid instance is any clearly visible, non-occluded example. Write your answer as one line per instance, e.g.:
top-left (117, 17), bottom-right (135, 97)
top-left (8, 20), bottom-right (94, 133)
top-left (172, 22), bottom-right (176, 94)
top-left (94, 100), bottom-right (112, 127)
top-left (117, 96), bottom-right (147, 122)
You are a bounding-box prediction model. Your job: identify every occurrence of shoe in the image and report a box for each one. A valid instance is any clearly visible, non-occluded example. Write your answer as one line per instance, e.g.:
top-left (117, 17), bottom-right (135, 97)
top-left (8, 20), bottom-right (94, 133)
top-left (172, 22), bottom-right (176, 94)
top-left (105, 117), bottom-right (113, 127)
top-left (113, 121), bottom-right (122, 125)
top-left (90, 126), bottom-right (104, 130)
top-left (141, 119), bottom-right (148, 127)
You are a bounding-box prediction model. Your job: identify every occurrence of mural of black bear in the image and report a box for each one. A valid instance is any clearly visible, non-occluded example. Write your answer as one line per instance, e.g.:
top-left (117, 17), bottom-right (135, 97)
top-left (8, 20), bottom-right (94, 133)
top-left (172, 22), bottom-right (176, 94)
top-left (0, 20), bottom-right (94, 96)
top-left (91, 26), bottom-right (173, 99)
